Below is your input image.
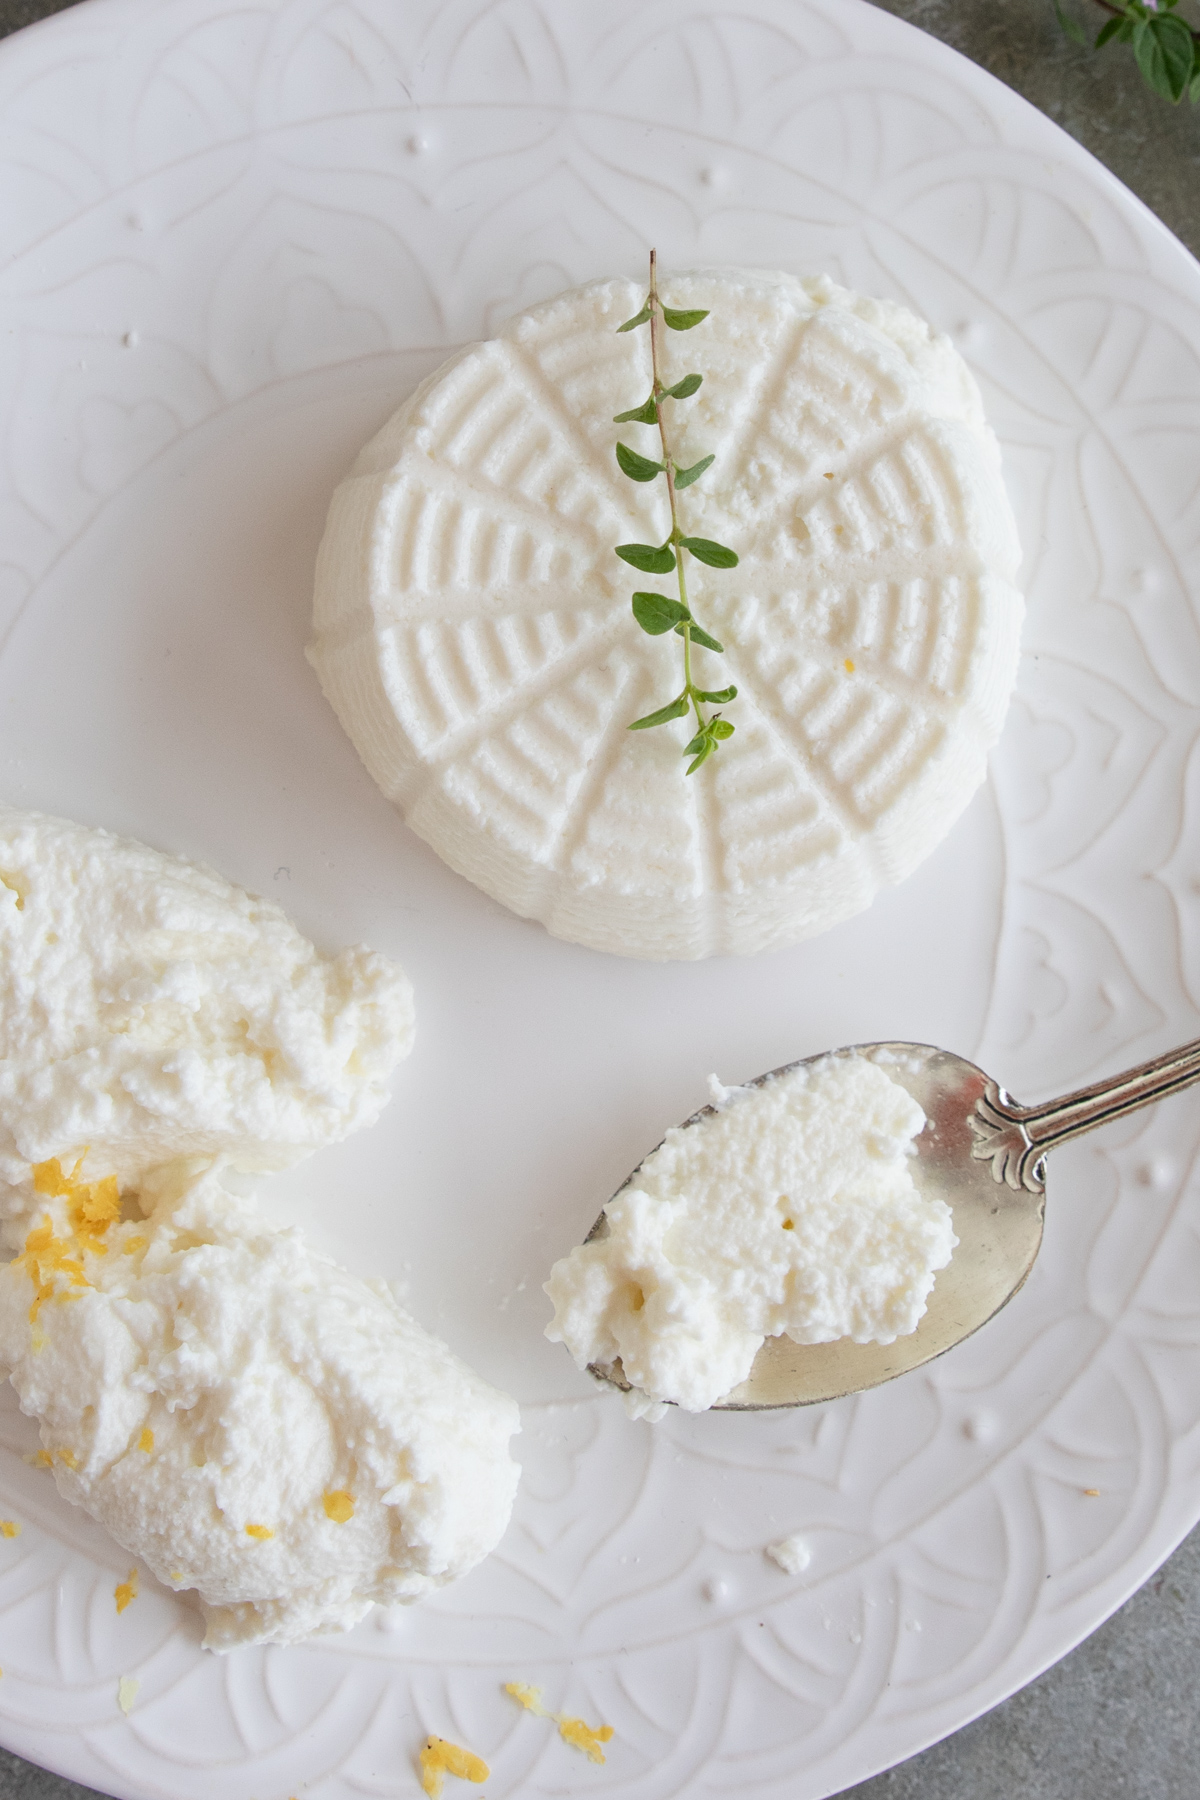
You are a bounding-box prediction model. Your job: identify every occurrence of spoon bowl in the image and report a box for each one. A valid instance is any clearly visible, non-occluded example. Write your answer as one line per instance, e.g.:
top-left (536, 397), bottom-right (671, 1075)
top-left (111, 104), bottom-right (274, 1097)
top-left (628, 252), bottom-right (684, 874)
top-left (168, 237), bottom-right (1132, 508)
top-left (585, 1033), bottom-right (1200, 1410)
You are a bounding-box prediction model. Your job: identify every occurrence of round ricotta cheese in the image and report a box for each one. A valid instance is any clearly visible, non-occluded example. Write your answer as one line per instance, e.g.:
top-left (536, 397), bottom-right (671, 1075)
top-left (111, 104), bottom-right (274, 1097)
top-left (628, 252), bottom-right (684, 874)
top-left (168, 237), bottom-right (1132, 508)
top-left (544, 1055), bottom-right (954, 1413)
top-left (0, 1166), bottom-right (520, 1649)
top-left (0, 807), bottom-right (415, 1249)
top-left (310, 269), bottom-right (1023, 960)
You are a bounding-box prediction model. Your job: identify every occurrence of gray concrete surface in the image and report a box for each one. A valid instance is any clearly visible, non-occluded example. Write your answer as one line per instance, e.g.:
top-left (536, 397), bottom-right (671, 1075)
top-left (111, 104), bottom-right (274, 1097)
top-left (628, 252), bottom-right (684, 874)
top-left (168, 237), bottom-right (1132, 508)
top-left (0, 1), bottom-right (1198, 1796)
top-left (872, 0), bottom-right (1200, 260)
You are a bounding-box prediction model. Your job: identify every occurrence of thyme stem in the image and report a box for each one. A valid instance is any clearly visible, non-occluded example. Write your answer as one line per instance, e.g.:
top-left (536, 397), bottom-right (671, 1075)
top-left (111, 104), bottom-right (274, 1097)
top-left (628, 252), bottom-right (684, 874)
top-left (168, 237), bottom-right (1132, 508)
top-left (614, 254), bottom-right (739, 771)
top-left (647, 251), bottom-right (706, 737)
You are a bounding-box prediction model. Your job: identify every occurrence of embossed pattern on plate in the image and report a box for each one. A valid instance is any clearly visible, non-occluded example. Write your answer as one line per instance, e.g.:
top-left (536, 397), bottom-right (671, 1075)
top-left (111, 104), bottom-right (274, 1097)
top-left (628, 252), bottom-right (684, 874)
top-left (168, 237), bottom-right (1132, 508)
top-left (1, 2), bottom-right (1200, 1797)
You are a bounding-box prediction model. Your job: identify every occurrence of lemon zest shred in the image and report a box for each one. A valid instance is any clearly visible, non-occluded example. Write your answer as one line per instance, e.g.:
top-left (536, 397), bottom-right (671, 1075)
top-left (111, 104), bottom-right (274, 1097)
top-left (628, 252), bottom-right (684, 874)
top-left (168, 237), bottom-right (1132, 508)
top-left (32, 1158), bottom-right (74, 1198)
top-left (505, 1681), bottom-right (614, 1764)
top-left (57, 1449), bottom-right (78, 1470)
top-left (844, 657), bottom-right (856, 673)
top-left (71, 1174), bottom-right (121, 1253)
top-left (506, 1681), bottom-right (546, 1714)
top-left (115, 1568), bottom-right (139, 1614)
top-left (14, 1221), bottom-right (90, 1323)
top-left (138, 1428), bottom-right (154, 1454)
top-left (124, 1236), bottom-right (148, 1256)
top-left (245, 1523), bottom-right (273, 1541)
top-left (323, 1489), bottom-right (354, 1523)
top-left (0, 1521), bottom-right (20, 1538)
top-left (418, 1736), bottom-right (489, 1797)
top-left (12, 1159), bottom-right (132, 1333)
top-left (117, 1675), bottom-right (139, 1715)
top-left (559, 1715), bottom-right (614, 1762)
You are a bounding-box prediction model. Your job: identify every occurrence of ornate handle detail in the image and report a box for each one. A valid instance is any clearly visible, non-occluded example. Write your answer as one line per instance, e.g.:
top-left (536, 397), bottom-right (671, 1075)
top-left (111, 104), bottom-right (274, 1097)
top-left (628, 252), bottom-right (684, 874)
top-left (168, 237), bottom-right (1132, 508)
top-left (970, 1036), bottom-right (1200, 1192)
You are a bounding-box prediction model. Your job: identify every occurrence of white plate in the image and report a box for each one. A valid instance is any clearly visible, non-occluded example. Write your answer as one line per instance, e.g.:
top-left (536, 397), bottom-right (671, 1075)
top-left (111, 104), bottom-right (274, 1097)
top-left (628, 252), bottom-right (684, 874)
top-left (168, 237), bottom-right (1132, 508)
top-left (1, 1), bottom-right (1199, 1795)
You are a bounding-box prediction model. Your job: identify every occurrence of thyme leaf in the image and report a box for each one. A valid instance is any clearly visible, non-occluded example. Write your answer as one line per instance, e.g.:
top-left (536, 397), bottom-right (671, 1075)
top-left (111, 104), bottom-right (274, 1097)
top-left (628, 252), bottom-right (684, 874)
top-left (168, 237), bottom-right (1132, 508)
top-left (616, 541), bottom-right (676, 573)
top-left (673, 454), bottom-right (715, 490)
top-left (613, 396), bottom-right (660, 425)
top-left (616, 442), bottom-right (664, 482)
top-left (632, 592), bottom-right (690, 634)
top-left (678, 535), bottom-right (738, 567)
top-left (630, 694), bottom-right (690, 730)
top-left (662, 305), bottom-right (709, 331)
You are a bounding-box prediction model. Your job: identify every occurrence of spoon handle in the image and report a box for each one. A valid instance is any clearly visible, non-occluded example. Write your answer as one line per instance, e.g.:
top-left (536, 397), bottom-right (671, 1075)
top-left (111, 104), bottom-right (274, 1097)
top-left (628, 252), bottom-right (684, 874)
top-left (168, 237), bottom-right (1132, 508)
top-left (970, 1036), bottom-right (1200, 1192)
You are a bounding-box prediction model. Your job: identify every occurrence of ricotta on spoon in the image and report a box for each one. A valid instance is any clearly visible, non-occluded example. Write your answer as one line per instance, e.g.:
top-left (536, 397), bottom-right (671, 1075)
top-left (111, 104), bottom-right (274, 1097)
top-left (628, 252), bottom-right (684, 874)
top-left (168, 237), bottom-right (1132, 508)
top-left (310, 268), bottom-right (1023, 960)
top-left (0, 1162), bottom-right (520, 1649)
top-left (545, 1055), bottom-right (954, 1414)
top-left (0, 806), bottom-right (415, 1249)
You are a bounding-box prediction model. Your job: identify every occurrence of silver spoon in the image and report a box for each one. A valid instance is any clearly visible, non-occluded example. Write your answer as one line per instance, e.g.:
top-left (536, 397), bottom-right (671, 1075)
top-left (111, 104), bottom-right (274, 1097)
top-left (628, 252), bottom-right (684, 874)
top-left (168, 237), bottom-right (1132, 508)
top-left (584, 1036), bottom-right (1200, 1410)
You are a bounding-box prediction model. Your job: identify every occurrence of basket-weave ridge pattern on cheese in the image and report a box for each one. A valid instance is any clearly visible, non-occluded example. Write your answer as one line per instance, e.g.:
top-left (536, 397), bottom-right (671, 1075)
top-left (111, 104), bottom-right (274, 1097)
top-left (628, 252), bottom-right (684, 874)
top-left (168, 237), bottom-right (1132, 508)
top-left (311, 270), bottom-right (1023, 960)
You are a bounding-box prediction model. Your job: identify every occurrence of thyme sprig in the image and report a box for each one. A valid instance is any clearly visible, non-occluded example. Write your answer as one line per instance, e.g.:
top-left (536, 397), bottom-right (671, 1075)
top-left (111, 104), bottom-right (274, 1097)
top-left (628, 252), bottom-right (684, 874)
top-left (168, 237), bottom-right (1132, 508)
top-left (613, 251), bottom-right (739, 775)
top-left (1055, 0), bottom-right (1200, 104)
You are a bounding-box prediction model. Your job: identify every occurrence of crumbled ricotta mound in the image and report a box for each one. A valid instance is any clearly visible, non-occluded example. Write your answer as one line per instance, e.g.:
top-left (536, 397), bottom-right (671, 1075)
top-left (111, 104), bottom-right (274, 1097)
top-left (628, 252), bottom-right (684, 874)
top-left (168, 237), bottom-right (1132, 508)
top-left (0, 806), bottom-right (414, 1248)
top-left (310, 269), bottom-right (1023, 960)
top-left (544, 1055), bottom-right (954, 1412)
top-left (0, 1165), bottom-right (520, 1649)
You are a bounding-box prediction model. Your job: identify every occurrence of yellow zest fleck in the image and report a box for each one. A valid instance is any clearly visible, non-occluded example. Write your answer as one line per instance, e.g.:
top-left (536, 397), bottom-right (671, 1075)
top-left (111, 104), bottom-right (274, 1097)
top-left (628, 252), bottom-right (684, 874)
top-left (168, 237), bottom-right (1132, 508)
top-left (844, 658), bottom-right (855, 673)
top-left (0, 1521), bottom-right (21, 1539)
top-left (834, 523), bottom-right (844, 535)
top-left (72, 1178), bottom-right (121, 1253)
top-left (14, 1220), bottom-right (89, 1323)
top-left (138, 1428), bottom-right (154, 1454)
top-left (115, 1568), bottom-right (139, 1614)
top-left (323, 1490), bottom-right (354, 1523)
top-left (418, 1737), bottom-right (489, 1797)
top-left (245, 1523), bottom-right (273, 1540)
top-left (169, 1571), bottom-right (184, 1583)
top-left (32, 1156), bottom-right (120, 1255)
top-left (124, 1236), bottom-right (147, 1256)
top-left (507, 1680), bottom-right (543, 1711)
top-left (32, 1157), bottom-right (75, 1198)
top-left (505, 1682), bottom-right (614, 1764)
top-left (16, 1156), bottom-right (126, 1324)
top-left (823, 471), bottom-right (834, 479)
top-left (559, 1715), bottom-right (615, 1762)
top-left (117, 1675), bottom-right (139, 1715)
top-left (57, 1448), bottom-right (78, 1470)
top-left (1084, 1487), bottom-right (1101, 1497)
top-left (25, 1449), bottom-right (53, 1469)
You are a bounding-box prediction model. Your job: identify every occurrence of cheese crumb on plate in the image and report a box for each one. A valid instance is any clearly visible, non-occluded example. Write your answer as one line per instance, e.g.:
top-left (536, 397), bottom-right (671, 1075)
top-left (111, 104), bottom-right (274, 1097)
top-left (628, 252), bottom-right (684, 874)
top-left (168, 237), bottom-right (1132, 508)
top-left (766, 1534), bottom-right (812, 1575)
